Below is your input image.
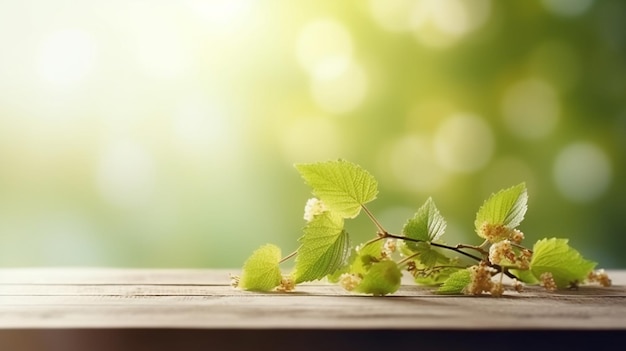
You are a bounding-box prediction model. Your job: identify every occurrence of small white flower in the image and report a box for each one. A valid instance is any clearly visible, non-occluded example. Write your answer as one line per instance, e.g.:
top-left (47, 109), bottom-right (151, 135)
top-left (303, 198), bottom-right (327, 222)
top-left (339, 273), bottom-right (362, 291)
top-left (488, 240), bottom-right (513, 265)
top-left (382, 239), bottom-right (397, 258)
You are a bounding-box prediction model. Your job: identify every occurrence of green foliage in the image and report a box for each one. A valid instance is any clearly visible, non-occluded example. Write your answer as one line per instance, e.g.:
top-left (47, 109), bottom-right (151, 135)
top-left (295, 160), bottom-right (378, 218)
top-left (239, 244), bottom-right (283, 291)
top-left (400, 241), bottom-right (450, 268)
top-left (351, 240), bottom-right (385, 275)
top-left (328, 239), bottom-right (385, 284)
top-left (530, 238), bottom-right (597, 288)
top-left (510, 269), bottom-right (539, 285)
top-left (236, 159), bottom-right (608, 297)
top-left (475, 183), bottom-right (527, 239)
top-left (355, 260), bottom-right (402, 296)
top-left (293, 211), bottom-right (351, 283)
top-left (436, 269), bottom-right (471, 295)
top-left (402, 197), bottom-right (446, 248)
top-left (414, 266), bottom-right (460, 286)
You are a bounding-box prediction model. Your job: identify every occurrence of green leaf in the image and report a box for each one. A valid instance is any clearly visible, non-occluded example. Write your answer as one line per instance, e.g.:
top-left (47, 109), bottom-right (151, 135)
top-left (530, 238), bottom-right (597, 289)
top-left (293, 211), bottom-right (351, 283)
top-left (355, 260), bottom-right (402, 296)
top-left (295, 160), bottom-right (378, 218)
top-left (414, 267), bottom-right (460, 286)
top-left (402, 197), bottom-right (446, 248)
top-left (419, 244), bottom-right (451, 267)
top-left (239, 244), bottom-right (283, 291)
top-left (351, 239), bottom-right (385, 276)
top-left (475, 183), bottom-right (527, 240)
top-left (436, 269), bottom-right (471, 295)
top-left (326, 248), bottom-right (359, 283)
top-left (400, 241), bottom-right (449, 268)
top-left (510, 269), bottom-right (539, 285)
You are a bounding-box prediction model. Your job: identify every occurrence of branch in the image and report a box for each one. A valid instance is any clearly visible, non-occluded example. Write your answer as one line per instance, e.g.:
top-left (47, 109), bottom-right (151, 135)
top-left (383, 233), bottom-right (483, 262)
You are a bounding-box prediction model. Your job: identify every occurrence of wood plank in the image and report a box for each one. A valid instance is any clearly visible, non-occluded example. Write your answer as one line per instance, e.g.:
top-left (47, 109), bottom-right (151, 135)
top-left (0, 269), bottom-right (624, 330)
top-left (0, 268), bottom-right (229, 285)
top-left (1, 294), bottom-right (626, 329)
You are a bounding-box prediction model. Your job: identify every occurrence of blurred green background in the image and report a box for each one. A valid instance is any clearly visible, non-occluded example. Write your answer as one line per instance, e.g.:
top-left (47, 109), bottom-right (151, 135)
top-left (0, 0), bottom-right (624, 268)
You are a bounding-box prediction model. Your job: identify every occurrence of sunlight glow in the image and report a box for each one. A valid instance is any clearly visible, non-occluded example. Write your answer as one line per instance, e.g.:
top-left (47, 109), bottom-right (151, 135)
top-left (187, 0), bottom-right (253, 30)
top-left (369, 0), bottom-right (493, 48)
top-left (310, 62), bottom-right (368, 114)
top-left (280, 116), bottom-right (342, 162)
top-left (296, 18), bottom-right (353, 80)
top-left (96, 139), bottom-right (157, 209)
top-left (38, 29), bottom-right (96, 88)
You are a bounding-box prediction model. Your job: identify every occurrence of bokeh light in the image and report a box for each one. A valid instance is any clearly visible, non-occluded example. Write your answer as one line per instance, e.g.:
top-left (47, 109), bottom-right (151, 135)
top-left (0, 0), bottom-right (624, 268)
top-left (501, 78), bottom-right (560, 140)
top-left (541, 0), bottom-right (594, 17)
top-left (553, 142), bottom-right (612, 203)
top-left (311, 62), bottom-right (368, 114)
top-left (433, 113), bottom-right (494, 173)
top-left (296, 18), bottom-right (354, 80)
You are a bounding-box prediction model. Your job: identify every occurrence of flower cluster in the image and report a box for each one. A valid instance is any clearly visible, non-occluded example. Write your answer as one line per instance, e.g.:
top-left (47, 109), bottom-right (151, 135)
top-left (382, 239), bottom-right (397, 258)
top-left (488, 240), bottom-right (531, 269)
top-left (512, 279), bottom-right (524, 292)
top-left (276, 275), bottom-right (296, 292)
top-left (465, 262), bottom-right (501, 296)
top-left (488, 240), bottom-right (515, 265)
top-left (540, 272), bottom-right (558, 291)
top-left (303, 198), bottom-right (327, 222)
top-left (338, 273), bottom-right (362, 291)
top-left (479, 222), bottom-right (525, 243)
top-left (587, 269), bottom-right (612, 287)
top-left (229, 274), bottom-right (240, 288)
top-left (510, 229), bottom-right (525, 244)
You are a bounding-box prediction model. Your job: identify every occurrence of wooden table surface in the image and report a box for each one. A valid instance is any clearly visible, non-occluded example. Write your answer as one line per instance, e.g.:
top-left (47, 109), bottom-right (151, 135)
top-left (1, 268), bottom-right (625, 350)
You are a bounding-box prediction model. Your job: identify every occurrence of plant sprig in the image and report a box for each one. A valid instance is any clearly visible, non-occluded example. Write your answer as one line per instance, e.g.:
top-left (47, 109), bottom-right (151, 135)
top-left (234, 159), bottom-right (611, 296)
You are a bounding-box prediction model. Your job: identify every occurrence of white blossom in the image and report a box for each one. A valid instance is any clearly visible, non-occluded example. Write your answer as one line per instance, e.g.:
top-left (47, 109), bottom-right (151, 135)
top-left (303, 198), bottom-right (327, 222)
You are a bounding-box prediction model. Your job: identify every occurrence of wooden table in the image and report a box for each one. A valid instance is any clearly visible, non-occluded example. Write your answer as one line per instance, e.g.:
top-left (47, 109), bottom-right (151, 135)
top-left (1, 268), bottom-right (625, 350)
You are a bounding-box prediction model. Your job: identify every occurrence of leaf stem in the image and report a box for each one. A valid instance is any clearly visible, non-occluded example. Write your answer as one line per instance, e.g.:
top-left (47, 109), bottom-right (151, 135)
top-left (279, 250), bottom-right (298, 264)
top-left (397, 252), bottom-right (421, 266)
top-left (511, 242), bottom-right (532, 253)
top-left (361, 204), bottom-right (387, 235)
top-left (360, 236), bottom-right (384, 250)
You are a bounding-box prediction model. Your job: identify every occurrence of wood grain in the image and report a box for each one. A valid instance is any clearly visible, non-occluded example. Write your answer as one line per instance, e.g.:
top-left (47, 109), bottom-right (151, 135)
top-left (1, 268), bottom-right (625, 330)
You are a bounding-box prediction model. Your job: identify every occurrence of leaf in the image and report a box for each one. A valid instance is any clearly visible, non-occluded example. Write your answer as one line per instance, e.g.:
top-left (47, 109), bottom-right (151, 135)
top-left (530, 238), bottom-right (597, 288)
top-left (293, 211), bottom-right (351, 283)
top-left (355, 260), bottom-right (402, 296)
top-left (239, 244), bottom-right (283, 291)
top-left (295, 160), bottom-right (378, 218)
top-left (350, 239), bottom-right (385, 276)
top-left (415, 243), bottom-right (440, 267)
top-left (510, 269), bottom-right (539, 285)
top-left (326, 248), bottom-right (358, 283)
top-left (475, 183), bottom-right (527, 240)
top-left (414, 267), bottom-right (460, 286)
top-left (402, 197), bottom-right (446, 249)
top-left (436, 269), bottom-right (471, 295)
